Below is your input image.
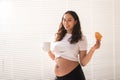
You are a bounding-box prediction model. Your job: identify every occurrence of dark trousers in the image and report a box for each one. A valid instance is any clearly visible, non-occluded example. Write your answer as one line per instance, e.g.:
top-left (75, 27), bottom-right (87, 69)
top-left (55, 64), bottom-right (86, 80)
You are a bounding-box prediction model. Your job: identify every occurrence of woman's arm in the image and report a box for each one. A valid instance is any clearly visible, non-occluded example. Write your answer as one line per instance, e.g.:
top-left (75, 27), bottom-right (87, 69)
top-left (48, 51), bottom-right (55, 60)
top-left (79, 41), bottom-right (101, 67)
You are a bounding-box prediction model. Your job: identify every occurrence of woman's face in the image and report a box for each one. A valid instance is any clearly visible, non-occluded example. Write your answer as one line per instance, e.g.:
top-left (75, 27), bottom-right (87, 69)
top-left (62, 13), bottom-right (77, 33)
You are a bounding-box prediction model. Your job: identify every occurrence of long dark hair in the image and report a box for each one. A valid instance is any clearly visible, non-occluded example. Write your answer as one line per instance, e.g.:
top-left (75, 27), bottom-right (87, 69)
top-left (55, 10), bottom-right (83, 44)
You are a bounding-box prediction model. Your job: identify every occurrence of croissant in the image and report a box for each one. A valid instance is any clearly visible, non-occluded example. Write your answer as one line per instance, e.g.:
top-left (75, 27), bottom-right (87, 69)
top-left (95, 32), bottom-right (102, 41)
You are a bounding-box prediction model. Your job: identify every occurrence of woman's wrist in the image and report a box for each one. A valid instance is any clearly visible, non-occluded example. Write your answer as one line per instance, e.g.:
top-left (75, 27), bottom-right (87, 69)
top-left (90, 47), bottom-right (96, 52)
top-left (48, 50), bottom-right (51, 53)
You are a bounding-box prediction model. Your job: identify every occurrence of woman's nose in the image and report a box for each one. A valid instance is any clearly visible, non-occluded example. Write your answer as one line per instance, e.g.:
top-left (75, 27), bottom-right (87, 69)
top-left (64, 20), bottom-right (69, 24)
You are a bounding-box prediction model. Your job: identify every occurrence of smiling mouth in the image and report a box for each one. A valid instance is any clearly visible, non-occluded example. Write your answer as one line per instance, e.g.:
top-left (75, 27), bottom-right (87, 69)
top-left (65, 26), bottom-right (69, 28)
top-left (65, 27), bottom-right (69, 30)
top-left (65, 25), bottom-right (69, 28)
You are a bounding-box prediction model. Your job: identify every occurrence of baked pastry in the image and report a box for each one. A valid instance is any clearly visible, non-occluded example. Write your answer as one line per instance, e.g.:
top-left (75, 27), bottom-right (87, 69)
top-left (95, 32), bottom-right (102, 41)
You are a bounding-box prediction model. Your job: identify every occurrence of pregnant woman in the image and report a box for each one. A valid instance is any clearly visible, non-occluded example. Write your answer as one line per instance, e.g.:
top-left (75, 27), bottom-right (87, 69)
top-left (48, 10), bottom-right (101, 80)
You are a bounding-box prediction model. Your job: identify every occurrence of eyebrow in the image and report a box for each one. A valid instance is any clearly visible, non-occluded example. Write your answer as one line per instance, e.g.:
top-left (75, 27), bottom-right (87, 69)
top-left (63, 18), bottom-right (73, 20)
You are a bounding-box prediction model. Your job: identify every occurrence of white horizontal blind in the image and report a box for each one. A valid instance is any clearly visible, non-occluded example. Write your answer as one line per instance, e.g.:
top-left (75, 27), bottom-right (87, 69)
top-left (0, 0), bottom-right (119, 80)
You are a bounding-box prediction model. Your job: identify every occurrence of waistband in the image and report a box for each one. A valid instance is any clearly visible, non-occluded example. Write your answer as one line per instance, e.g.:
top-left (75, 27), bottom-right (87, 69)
top-left (56, 64), bottom-right (86, 80)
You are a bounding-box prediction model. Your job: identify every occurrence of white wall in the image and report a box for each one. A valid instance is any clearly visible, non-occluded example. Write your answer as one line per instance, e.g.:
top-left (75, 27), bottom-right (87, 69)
top-left (0, 0), bottom-right (119, 80)
top-left (115, 0), bottom-right (120, 80)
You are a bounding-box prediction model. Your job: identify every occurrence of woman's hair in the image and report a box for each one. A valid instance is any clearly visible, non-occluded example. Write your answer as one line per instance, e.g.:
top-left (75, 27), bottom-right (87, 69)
top-left (55, 10), bottom-right (83, 44)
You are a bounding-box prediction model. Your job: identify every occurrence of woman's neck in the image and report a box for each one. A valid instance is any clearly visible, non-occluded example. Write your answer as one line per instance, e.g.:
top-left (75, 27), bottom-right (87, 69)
top-left (67, 30), bottom-right (72, 34)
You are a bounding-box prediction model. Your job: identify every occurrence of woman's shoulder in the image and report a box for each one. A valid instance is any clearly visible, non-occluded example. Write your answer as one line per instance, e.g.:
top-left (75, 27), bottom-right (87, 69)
top-left (76, 35), bottom-right (87, 44)
top-left (81, 35), bottom-right (87, 41)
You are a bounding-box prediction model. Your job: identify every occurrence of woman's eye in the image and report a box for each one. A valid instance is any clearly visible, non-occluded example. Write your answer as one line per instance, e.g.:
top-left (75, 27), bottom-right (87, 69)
top-left (63, 19), bottom-right (72, 22)
top-left (68, 20), bottom-right (72, 22)
top-left (64, 19), bottom-right (66, 21)
top-left (63, 19), bottom-right (66, 22)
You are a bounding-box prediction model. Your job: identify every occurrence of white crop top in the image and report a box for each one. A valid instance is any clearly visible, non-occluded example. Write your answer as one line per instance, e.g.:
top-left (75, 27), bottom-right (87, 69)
top-left (50, 33), bottom-right (87, 62)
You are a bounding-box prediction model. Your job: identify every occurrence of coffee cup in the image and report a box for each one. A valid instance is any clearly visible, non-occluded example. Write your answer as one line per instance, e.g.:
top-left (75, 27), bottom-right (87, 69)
top-left (42, 42), bottom-right (50, 52)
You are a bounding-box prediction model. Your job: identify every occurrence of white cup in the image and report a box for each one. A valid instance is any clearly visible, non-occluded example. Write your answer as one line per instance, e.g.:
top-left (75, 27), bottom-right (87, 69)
top-left (42, 42), bottom-right (50, 52)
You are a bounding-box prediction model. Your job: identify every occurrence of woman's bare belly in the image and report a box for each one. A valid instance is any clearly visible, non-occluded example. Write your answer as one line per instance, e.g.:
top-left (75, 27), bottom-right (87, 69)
top-left (55, 57), bottom-right (79, 77)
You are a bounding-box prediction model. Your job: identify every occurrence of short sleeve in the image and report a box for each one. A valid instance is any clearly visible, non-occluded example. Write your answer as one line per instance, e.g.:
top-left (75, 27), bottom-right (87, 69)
top-left (78, 36), bottom-right (88, 51)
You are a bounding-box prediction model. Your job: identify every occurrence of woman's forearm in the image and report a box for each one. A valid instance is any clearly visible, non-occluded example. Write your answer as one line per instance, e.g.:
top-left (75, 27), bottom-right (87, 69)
top-left (81, 47), bottom-right (95, 66)
top-left (48, 51), bottom-right (55, 60)
top-left (81, 40), bottom-right (101, 66)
